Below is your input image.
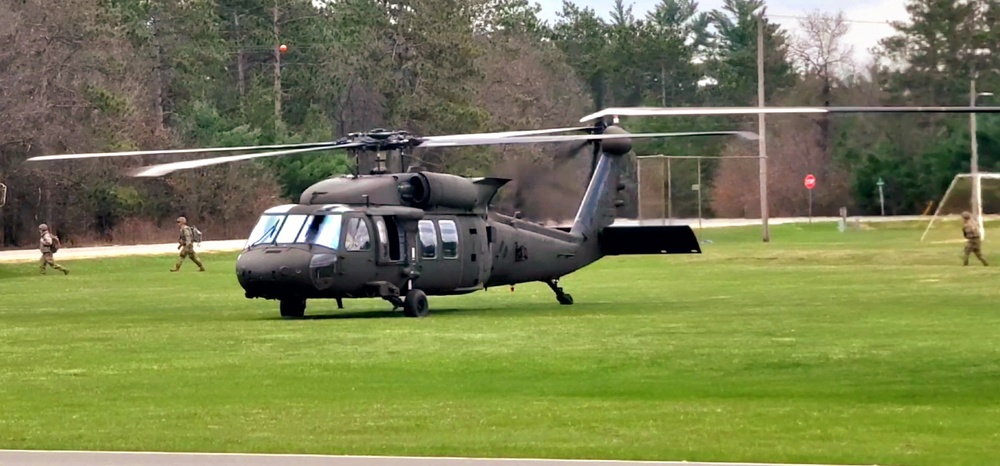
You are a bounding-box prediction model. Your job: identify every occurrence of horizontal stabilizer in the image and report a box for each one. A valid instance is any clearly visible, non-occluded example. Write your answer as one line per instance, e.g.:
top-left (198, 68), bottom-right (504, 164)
top-left (598, 225), bottom-right (701, 255)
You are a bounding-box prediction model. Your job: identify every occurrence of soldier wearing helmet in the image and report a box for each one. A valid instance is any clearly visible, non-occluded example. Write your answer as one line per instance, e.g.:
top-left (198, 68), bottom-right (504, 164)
top-left (171, 216), bottom-right (205, 272)
top-left (961, 211), bottom-right (988, 266)
top-left (38, 223), bottom-right (69, 275)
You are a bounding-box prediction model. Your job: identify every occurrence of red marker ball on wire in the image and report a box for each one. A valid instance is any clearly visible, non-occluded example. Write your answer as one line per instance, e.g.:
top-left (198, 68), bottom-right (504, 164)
top-left (279, 44), bottom-right (288, 53)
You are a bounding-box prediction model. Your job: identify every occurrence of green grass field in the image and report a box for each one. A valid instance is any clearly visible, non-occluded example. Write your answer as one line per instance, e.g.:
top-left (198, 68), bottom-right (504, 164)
top-left (2, 221), bottom-right (999, 466)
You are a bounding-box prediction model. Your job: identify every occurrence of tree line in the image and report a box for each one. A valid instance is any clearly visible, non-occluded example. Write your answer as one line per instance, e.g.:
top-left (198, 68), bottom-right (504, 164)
top-left (1, 0), bottom-right (998, 247)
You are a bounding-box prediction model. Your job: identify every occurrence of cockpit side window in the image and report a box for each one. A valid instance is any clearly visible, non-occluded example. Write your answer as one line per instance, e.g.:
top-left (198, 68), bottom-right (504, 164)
top-left (344, 217), bottom-right (372, 251)
top-left (418, 220), bottom-right (437, 259)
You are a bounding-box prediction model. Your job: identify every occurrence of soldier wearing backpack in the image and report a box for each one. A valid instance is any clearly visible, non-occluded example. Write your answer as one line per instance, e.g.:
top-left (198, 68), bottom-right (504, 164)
top-left (38, 224), bottom-right (69, 275)
top-left (171, 216), bottom-right (205, 272)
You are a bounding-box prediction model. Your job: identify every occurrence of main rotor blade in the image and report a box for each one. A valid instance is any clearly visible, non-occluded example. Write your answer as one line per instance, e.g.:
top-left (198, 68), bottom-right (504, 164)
top-left (422, 126), bottom-right (593, 141)
top-left (580, 106), bottom-right (1000, 122)
top-left (129, 143), bottom-right (361, 177)
top-left (27, 127), bottom-right (594, 162)
top-left (419, 130), bottom-right (757, 148)
top-left (26, 141), bottom-right (339, 162)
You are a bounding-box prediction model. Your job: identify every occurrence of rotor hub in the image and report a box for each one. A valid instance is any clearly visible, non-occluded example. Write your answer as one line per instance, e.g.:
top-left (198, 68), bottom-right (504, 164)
top-left (599, 126), bottom-right (632, 156)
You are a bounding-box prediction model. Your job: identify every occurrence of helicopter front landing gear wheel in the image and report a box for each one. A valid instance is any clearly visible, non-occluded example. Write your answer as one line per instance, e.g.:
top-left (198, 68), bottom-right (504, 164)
top-left (402, 289), bottom-right (429, 318)
top-left (545, 279), bottom-right (573, 305)
top-left (279, 298), bottom-right (306, 319)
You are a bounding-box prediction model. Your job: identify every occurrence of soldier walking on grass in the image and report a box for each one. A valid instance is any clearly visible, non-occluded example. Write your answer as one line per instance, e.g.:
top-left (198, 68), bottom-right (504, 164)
top-left (171, 216), bottom-right (205, 272)
top-left (38, 224), bottom-right (68, 275)
top-left (962, 211), bottom-right (988, 266)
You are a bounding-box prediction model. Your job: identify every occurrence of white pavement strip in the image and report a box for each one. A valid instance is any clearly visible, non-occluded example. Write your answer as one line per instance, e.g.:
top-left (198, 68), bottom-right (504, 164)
top-left (0, 240), bottom-right (247, 264)
top-left (0, 215), bottom-right (945, 264)
top-left (0, 451), bottom-right (876, 466)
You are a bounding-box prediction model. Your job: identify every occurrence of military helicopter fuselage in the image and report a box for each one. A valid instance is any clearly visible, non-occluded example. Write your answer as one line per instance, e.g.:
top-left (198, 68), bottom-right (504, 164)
top-left (235, 132), bottom-right (702, 318)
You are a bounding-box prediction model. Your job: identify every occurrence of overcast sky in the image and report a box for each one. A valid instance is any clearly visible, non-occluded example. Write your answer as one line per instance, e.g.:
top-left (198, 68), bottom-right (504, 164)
top-left (534, 0), bottom-right (910, 65)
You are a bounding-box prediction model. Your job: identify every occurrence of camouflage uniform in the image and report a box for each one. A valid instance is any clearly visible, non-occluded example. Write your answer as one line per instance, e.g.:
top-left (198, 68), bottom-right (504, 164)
top-left (171, 216), bottom-right (205, 272)
top-left (961, 211), bottom-right (988, 266)
top-left (38, 224), bottom-right (69, 275)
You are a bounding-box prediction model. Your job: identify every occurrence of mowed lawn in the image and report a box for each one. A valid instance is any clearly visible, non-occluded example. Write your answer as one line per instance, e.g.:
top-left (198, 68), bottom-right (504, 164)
top-left (1, 221), bottom-right (999, 466)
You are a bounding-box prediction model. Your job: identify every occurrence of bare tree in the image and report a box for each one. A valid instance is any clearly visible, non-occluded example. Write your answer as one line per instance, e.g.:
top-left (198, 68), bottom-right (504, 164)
top-left (471, 34), bottom-right (595, 222)
top-left (707, 10), bottom-right (857, 219)
top-left (789, 10), bottom-right (856, 84)
top-left (0, 0), bottom-right (161, 246)
top-left (789, 10), bottom-right (855, 156)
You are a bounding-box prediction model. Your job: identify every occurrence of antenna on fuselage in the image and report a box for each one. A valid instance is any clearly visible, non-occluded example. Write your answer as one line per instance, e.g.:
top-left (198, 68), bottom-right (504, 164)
top-left (372, 150), bottom-right (388, 174)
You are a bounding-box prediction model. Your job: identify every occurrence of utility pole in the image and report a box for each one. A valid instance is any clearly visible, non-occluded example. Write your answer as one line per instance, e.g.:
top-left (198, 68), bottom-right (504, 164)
top-left (150, 2), bottom-right (166, 133)
top-left (272, 0), bottom-right (282, 132)
top-left (969, 79), bottom-right (996, 238)
top-left (970, 79), bottom-right (979, 230)
top-left (757, 15), bottom-right (769, 242)
top-left (235, 12), bottom-right (246, 109)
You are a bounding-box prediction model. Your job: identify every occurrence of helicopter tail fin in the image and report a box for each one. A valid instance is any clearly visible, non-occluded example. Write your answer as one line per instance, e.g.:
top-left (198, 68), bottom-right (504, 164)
top-left (569, 130), bottom-right (630, 237)
top-left (598, 225), bottom-right (701, 255)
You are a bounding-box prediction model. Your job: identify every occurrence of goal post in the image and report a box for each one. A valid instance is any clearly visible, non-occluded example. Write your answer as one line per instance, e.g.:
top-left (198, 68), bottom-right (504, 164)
top-left (920, 173), bottom-right (1000, 242)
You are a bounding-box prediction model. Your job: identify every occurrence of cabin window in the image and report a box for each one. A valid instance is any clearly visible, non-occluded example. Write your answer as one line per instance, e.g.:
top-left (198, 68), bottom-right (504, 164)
top-left (418, 220), bottom-right (437, 259)
top-left (439, 219), bottom-right (459, 259)
top-left (344, 217), bottom-right (371, 251)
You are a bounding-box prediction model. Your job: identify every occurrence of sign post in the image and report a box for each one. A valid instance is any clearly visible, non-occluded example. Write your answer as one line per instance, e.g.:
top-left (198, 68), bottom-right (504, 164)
top-left (877, 177), bottom-right (885, 216)
top-left (804, 174), bottom-right (816, 223)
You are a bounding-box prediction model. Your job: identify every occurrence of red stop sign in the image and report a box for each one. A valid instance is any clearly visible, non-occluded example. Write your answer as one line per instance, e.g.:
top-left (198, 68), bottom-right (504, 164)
top-left (804, 174), bottom-right (816, 190)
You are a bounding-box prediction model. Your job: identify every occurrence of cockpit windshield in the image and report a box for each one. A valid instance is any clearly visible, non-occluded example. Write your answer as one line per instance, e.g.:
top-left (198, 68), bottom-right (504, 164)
top-left (245, 214), bottom-right (343, 250)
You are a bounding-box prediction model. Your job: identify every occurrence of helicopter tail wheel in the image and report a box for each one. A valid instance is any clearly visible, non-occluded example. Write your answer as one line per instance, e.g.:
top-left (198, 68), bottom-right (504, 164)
top-left (279, 298), bottom-right (306, 319)
top-left (403, 289), bottom-right (430, 318)
top-left (545, 279), bottom-right (574, 305)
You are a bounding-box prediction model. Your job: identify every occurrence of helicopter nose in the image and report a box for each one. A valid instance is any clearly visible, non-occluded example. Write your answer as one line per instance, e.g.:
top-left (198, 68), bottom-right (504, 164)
top-left (236, 247), bottom-right (319, 297)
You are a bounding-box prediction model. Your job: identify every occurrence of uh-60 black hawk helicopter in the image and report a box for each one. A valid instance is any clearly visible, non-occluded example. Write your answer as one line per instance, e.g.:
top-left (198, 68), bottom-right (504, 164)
top-left (27, 104), bottom-right (1000, 318)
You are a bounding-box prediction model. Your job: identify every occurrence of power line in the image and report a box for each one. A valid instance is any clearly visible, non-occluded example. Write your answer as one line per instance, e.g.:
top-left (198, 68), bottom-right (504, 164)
top-left (767, 13), bottom-right (901, 26)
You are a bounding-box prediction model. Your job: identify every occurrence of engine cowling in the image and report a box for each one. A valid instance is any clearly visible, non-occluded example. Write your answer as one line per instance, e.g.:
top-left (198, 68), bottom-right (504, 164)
top-left (400, 172), bottom-right (479, 210)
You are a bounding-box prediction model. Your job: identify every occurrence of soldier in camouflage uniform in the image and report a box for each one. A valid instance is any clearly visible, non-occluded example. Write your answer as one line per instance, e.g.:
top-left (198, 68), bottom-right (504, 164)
top-left (38, 224), bottom-right (69, 275)
top-left (962, 211), bottom-right (988, 266)
top-left (171, 216), bottom-right (205, 272)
